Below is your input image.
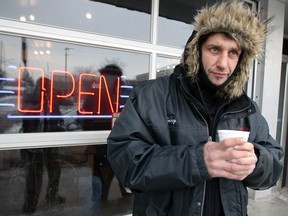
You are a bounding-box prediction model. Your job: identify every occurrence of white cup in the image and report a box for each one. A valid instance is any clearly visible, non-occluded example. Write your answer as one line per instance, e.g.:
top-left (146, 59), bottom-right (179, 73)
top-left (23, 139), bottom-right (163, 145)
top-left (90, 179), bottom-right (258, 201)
top-left (218, 130), bottom-right (250, 142)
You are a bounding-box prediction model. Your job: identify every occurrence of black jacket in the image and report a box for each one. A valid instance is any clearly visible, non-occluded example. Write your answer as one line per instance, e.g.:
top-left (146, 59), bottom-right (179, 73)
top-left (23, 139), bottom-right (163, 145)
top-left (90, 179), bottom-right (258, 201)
top-left (107, 67), bottom-right (283, 216)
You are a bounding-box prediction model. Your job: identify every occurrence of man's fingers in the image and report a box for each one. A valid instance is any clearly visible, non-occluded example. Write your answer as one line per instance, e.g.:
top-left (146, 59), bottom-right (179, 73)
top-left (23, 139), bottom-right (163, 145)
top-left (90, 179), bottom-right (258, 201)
top-left (233, 142), bottom-right (254, 151)
top-left (207, 158), bottom-right (256, 180)
top-left (209, 164), bottom-right (253, 180)
top-left (226, 149), bottom-right (255, 160)
top-left (230, 154), bottom-right (258, 165)
top-left (220, 138), bottom-right (246, 150)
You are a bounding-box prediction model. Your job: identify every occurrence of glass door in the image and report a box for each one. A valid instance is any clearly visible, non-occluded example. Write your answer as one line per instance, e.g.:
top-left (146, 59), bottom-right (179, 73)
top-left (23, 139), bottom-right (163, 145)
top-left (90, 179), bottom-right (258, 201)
top-left (276, 58), bottom-right (288, 187)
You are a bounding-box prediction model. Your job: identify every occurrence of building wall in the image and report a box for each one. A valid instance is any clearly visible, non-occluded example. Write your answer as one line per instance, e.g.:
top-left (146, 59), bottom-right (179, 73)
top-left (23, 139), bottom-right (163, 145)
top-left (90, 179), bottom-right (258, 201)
top-left (250, 0), bottom-right (286, 199)
top-left (262, 0), bottom-right (284, 138)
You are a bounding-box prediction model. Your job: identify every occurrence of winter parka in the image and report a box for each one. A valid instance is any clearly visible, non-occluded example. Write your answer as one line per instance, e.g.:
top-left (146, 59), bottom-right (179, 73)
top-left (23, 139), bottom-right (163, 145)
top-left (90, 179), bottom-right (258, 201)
top-left (107, 65), bottom-right (283, 215)
top-left (107, 1), bottom-right (283, 215)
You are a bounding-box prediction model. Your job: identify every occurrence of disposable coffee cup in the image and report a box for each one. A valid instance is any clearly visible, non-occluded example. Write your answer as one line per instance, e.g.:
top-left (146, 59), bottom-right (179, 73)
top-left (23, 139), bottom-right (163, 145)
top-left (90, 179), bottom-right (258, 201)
top-left (218, 130), bottom-right (250, 142)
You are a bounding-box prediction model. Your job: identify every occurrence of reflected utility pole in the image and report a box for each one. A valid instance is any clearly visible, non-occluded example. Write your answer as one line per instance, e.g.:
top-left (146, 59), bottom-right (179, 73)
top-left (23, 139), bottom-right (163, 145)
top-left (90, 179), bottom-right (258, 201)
top-left (64, 47), bottom-right (73, 93)
top-left (64, 47), bottom-right (71, 72)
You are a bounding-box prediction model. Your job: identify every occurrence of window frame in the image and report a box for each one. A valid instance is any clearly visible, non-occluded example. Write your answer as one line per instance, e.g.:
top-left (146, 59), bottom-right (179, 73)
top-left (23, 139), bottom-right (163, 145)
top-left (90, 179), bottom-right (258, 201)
top-left (0, 0), bottom-right (182, 150)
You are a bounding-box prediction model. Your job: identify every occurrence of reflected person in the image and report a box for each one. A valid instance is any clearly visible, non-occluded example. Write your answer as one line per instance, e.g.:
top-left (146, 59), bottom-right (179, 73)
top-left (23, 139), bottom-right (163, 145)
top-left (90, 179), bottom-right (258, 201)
top-left (80, 65), bottom-right (128, 213)
top-left (80, 64), bottom-right (125, 130)
top-left (21, 77), bottom-right (65, 214)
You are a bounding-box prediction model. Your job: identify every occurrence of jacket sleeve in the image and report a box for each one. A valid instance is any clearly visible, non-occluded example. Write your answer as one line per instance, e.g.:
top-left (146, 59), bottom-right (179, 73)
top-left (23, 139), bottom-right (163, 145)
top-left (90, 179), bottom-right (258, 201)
top-left (107, 88), bottom-right (211, 193)
top-left (243, 103), bottom-right (284, 190)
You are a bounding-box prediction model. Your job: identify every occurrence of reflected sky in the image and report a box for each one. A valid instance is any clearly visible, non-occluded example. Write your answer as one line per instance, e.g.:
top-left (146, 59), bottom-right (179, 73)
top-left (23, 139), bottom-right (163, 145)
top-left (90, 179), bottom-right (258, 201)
top-left (0, 0), bottom-right (193, 47)
top-left (0, 0), bottom-right (151, 42)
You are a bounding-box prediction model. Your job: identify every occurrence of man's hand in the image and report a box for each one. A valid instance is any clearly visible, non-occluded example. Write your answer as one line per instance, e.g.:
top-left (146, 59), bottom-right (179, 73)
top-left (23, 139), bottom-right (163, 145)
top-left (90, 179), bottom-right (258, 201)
top-left (204, 138), bottom-right (257, 180)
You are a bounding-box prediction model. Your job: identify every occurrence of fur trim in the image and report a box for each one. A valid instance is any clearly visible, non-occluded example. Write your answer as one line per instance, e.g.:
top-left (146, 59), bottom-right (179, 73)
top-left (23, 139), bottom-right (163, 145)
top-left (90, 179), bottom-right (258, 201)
top-left (183, 0), bottom-right (269, 99)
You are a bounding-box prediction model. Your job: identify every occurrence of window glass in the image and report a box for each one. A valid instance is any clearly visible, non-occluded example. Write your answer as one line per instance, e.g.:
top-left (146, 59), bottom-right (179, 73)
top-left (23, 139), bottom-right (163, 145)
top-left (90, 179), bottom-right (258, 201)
top-left (0, 0), bottom-right (151, 42)
top-left (0, 34), bottom-right (149, 134)
top-left (276, 63), bottom-right (287, 143)
top-left (156, 56), bottom-right (180, 77)
top-left (158, 0), bottom-right (219, 48)
top-left (0, 146), bottom-right (133, 215)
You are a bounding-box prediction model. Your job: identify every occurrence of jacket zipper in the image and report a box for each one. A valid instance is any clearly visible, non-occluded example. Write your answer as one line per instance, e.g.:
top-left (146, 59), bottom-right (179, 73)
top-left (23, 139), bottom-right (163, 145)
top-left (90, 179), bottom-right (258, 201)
top-left (178, 76), bottom-right (211, 215)
top-left (188, 102), bottom-right (210, 216)
top-left (200, 181), bottom-right (206, 216)
top-left (186, 99), bottom-right (209, 216)
top-left (200, 136), bottom-right (212, 216)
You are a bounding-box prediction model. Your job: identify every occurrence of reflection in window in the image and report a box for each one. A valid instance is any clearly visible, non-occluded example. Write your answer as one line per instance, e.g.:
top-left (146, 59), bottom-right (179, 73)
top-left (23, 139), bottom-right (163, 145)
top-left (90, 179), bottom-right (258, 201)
top-left (158, 0), bottom-right (219, 47)
top-left (0, 146), bottom-right (133, 215)
top-left (0, 34), bottom-right (149, 134)
top-left (0, 0), bottom-right (151, 42)
top-left (156, 56), bottom-right (180, 77)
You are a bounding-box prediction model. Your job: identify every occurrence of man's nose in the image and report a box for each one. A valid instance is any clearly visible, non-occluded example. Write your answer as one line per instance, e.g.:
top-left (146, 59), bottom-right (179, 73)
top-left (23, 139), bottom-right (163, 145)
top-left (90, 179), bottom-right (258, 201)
top-left (216, 52), bottom-right (229, 69)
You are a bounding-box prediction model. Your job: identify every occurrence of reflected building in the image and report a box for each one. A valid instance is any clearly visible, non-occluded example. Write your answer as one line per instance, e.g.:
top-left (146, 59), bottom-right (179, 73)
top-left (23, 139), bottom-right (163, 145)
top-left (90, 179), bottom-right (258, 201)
top-left (136, 64), bottom-right (177, 82)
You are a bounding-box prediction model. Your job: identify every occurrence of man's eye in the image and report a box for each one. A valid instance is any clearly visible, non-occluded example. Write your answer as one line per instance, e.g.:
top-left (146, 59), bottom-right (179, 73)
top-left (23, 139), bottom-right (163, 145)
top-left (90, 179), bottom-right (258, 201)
top-left (209, 47), bottom-right (219, 53)
top-left (229, 50), bottom-right (240, 58)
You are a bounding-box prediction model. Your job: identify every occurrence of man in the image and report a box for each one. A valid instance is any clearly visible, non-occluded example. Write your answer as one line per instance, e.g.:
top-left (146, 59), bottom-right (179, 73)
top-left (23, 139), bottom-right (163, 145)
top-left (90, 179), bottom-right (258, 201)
top-left (107, 1), bottom-right (284, 215)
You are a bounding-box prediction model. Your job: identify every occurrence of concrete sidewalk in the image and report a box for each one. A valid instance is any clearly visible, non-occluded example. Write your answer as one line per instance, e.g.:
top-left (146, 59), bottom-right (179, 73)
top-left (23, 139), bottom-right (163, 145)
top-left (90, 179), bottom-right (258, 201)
top-left (248, 188), bottom-right (288, 216)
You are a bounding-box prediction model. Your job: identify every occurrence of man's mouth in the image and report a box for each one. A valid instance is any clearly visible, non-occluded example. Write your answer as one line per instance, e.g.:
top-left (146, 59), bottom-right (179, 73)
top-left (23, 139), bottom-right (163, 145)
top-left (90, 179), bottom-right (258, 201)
top-left (212, 72), bottom-right (228, 78)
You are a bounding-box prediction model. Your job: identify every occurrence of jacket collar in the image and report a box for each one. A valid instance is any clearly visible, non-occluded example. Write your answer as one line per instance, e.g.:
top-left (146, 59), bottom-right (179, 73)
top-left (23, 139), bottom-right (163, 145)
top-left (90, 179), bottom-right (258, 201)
top-left (172, 64), bottom-right (252, 112)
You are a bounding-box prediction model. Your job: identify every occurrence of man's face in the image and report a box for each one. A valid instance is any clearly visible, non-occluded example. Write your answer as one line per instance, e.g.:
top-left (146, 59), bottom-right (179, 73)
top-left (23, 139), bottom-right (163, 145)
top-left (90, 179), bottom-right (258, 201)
top-left (201, 33), bottom-right (242, 86)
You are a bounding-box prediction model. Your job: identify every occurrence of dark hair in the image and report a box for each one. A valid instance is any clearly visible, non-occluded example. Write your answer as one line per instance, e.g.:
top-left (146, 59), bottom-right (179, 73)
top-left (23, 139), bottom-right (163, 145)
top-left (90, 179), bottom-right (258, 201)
top-left (99, 64), bottom-right (123, 76)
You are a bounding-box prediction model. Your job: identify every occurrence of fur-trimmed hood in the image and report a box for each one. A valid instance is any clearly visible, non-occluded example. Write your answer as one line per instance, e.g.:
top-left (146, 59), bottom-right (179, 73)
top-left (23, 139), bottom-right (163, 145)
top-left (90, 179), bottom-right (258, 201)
top-left (182, 0), bottom-right (270, 99)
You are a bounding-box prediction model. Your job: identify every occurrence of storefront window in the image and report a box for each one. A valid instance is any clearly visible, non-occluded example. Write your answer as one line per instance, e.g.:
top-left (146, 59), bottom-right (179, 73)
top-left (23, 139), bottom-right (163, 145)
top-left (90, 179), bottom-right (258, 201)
top-left (0, 0), bottom-right (151, 42)
top-left (158, 0), bottom-right (219, 48)
top-left (0, 34), bottom-right (149, 134)
top-left (0, 145), bottom-right (133, 215)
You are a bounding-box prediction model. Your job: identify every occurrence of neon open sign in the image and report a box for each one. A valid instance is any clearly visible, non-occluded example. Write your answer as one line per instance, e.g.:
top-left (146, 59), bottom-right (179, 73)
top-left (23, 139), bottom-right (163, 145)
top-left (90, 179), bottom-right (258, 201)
top-left (16, 66), bottom-right (129, 117)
